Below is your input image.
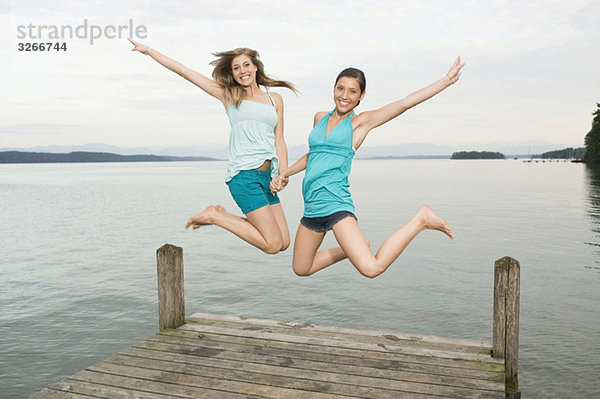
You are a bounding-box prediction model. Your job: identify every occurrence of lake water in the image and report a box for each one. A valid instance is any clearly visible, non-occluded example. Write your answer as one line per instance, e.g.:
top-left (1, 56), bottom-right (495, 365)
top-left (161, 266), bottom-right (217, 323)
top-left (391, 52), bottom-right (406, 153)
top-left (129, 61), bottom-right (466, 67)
top-left (1, 159), bottom-right (599, 398)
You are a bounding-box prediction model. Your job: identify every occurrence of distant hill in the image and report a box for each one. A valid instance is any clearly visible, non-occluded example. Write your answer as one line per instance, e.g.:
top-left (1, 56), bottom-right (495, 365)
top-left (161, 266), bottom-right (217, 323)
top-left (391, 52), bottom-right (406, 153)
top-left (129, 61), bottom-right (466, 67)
top-left (363, 155), bottom-right (450, 160)
top-left (0, 151), bottom-right (221, 164)
top-left (451, 151), bottom-right (505, 160)
top-left (540, 147), bottom-right (585, 159)
top-left (2, 140), bottom-right (581, 161)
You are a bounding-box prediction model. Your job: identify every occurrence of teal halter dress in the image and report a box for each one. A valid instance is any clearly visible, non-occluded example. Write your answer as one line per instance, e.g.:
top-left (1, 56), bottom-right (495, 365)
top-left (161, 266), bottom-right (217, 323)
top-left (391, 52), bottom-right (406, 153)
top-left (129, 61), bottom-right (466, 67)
top-left (302, 110), bottom-right (356, 218)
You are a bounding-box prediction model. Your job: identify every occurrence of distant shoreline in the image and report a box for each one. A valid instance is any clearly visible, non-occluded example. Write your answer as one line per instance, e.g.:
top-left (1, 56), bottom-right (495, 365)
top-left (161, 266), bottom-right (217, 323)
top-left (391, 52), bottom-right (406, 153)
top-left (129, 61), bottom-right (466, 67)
top-left (0, 151), bottom-right (460, 164)
top-left (358, 155), bottom-right (450, 160)
top-left (1, 150), bottom-right (578, 164)
top-left (0, 151), bottom-right (222, 164)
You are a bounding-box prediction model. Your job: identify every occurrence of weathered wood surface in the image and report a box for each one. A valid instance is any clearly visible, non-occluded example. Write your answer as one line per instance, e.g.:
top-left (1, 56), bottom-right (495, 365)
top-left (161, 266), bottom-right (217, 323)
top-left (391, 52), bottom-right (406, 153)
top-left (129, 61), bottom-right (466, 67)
top-left (29, 313), bottom-right (505, 399)
top-left (156, 244), bottom-right (185, 331)
top-left (492, 256), bottom-right (521, 398)
top-left (492, 259), bottom-right (508, 358)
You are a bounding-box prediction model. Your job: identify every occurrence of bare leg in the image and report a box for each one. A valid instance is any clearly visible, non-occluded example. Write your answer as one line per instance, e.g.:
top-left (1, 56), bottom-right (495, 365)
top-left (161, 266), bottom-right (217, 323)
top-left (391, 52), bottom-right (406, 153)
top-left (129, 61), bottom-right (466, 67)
top-left (269, 203), bottom-right (291, 251)
top-left (331, 205), bottom-right (452, 278)
top-left (292, 223), bottom-right (370, 276)
top-left (292, 224), bottom-right (338, 276)
top-left (185, 204), bottom-right (289, 254)
top-left (214, 203), bottom-right (290, 250)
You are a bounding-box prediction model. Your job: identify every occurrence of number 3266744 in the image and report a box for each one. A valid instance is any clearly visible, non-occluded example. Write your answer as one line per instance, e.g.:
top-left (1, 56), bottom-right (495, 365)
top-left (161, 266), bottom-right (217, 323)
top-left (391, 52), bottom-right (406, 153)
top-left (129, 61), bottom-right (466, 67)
top-left (18, 42), bottom-right (67, 51)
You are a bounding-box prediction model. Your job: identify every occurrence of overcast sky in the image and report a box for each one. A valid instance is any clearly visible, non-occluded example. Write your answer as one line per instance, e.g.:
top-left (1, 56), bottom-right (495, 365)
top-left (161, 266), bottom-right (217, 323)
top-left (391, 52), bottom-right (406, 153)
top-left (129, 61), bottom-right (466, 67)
top-left (2, 0), bottom-right (599, 152)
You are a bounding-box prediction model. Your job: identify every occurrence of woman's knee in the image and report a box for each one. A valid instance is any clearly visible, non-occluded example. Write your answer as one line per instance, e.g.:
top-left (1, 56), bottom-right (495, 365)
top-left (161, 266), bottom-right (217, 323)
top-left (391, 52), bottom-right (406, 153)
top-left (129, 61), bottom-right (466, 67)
top-left (263, 235), bottom-right (284, 254)
top-left (354, 260), bottom-right (384, 278)
top-left (280, 237), bottom-right (290, 252)
top-left (264, 243), bottom-right (282, 255)
top-left (292, 260), bottom-right (312, 276)
top-left (293, 267), bottom-right (312, 277)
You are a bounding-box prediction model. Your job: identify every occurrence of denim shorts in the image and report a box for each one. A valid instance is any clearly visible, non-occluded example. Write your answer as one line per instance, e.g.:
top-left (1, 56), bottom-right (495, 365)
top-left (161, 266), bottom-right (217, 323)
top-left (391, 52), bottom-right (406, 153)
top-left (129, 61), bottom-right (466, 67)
top-left (227, 169), bottom-right (280, 214)
top-left (300, 211), bottom-right (357, 232)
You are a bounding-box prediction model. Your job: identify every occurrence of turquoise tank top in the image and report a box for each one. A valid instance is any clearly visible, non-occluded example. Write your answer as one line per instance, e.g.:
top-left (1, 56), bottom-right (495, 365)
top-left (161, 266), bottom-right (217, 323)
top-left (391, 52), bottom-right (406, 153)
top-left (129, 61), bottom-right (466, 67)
top-left (302, 110), bottom-right (356, 217)
top-left (225, 91), bottom-right (278, 182)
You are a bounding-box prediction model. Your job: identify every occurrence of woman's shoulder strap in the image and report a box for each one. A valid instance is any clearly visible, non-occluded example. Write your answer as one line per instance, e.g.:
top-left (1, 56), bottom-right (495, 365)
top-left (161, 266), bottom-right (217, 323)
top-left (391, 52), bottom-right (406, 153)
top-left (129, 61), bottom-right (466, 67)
top-left (265, 87), bottom-right (275, 106)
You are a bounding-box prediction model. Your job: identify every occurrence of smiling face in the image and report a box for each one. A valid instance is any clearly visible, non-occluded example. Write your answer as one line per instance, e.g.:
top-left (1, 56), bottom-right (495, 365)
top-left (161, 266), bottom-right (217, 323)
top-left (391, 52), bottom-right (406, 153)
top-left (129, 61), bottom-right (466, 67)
top-left (231, 54), bottom-right (258, 87)
top-left (334, 76), bottom-right (365, 114)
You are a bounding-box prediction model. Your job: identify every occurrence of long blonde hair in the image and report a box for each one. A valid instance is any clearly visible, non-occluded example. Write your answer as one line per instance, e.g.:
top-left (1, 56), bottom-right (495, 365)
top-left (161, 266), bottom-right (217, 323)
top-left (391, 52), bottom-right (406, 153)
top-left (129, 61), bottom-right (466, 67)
top-left (210, 48), bottom-right (297, 107)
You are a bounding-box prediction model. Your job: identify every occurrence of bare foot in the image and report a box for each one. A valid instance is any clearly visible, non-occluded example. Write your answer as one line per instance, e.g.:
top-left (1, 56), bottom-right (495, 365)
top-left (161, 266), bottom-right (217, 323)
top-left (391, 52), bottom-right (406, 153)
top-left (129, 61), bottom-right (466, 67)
top-left (214, 205), bottom-right (226, 213)
top-left (417, 205), bottom-right (453, 239)
top-left (214, 204), bottom-right (248, 221)
top-left (185, 205), bottom-right (220, 229)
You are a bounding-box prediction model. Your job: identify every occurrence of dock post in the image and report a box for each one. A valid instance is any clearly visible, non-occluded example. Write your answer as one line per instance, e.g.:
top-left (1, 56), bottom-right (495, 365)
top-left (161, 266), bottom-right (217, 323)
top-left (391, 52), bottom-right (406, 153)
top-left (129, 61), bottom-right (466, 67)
top-left (492, 256), bottom-right (521, 398)
top-left (156, 244), bottom-right (185, 331)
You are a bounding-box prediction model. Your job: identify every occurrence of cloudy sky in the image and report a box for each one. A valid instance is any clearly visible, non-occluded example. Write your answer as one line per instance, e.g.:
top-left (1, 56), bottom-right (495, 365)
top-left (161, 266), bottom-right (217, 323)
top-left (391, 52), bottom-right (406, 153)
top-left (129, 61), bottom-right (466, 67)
top-left (2, 0), bottom-right (599, 153)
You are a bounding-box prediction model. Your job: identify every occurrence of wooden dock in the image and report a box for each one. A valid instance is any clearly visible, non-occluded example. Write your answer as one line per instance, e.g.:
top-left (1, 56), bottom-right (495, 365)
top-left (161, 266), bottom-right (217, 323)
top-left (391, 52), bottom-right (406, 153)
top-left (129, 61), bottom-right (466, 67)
top-left (29, 245), bottom-right (521, 398)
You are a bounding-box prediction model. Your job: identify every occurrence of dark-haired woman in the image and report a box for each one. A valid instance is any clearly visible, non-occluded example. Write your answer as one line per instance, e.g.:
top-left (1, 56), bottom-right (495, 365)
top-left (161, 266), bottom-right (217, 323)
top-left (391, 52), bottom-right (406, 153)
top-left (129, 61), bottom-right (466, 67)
top-left (273, 57), bottom-right (464, 276)
top-left (129, 39), bottom-right (296, 254)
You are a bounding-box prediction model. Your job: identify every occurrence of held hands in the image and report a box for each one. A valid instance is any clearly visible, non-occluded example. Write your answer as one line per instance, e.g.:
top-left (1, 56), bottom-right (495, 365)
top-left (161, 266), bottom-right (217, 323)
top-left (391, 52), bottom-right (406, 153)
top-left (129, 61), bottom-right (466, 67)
top-left (128, 38), bottom-right (149, 55)
top-left (270, 175), bottom-right (289, 194)
top-left (445, 56), bottom-right (465, 85)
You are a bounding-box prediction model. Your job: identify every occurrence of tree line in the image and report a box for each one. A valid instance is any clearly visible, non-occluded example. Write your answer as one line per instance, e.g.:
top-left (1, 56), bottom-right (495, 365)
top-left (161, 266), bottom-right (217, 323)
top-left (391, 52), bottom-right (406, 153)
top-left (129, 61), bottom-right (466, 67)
top-left (0, 151), bottom-right (218, 164)
top-left (541, 147), bottom-right (585, 159)
top-left (451, 151), bottom-right (505, 159)
top-left (585, 103), bottom-right (600, 164)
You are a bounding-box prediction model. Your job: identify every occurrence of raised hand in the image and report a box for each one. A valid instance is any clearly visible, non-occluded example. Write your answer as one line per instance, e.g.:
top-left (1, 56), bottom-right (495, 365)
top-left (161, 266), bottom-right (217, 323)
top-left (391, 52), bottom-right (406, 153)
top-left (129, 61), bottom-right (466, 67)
top-left (446, 56), bottom-right (465, 85)
top-left (128, 37), bottom-right (148, 54)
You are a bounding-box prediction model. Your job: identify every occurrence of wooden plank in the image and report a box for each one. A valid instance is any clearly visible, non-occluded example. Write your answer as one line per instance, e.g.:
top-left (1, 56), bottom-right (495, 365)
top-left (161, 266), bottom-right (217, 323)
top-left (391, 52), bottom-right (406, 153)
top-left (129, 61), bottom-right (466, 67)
top-left (101, 354), bottom-right (502, 399)
top-left (134, 339), bottom-right (503, 382)
top-left (185, 315), bottom-right (491, 354)
top-left (178, 323), bottom-right (502, 363)
top-left (48, 380), bottom-right (175, 399)
top-left (66, 369), bottom-right (266, 399)
top-left (121, 345), bottom-right (505, 393)
top-left (27, 388), bottom-right (95, 399)
top-left (150, 329), bottom-right (504, 372)
top-left (189, 313), bottom-right (491, 350)
top-left (87, 361), bottom-right (365, 399)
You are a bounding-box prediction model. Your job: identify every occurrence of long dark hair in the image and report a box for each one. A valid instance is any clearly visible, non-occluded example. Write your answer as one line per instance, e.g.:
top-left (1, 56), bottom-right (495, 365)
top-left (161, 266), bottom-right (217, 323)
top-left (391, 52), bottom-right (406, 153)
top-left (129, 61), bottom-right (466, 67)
top-left (210, 48), bottom-right (297, 107)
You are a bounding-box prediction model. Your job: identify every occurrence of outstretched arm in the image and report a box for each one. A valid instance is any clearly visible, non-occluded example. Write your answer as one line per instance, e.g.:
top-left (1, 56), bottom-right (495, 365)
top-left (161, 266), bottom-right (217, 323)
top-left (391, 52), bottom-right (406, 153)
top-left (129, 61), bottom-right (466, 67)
top-left (353, 57), bottom-right (464, 147)
top-left (128, 38), bottom-right (224, 102)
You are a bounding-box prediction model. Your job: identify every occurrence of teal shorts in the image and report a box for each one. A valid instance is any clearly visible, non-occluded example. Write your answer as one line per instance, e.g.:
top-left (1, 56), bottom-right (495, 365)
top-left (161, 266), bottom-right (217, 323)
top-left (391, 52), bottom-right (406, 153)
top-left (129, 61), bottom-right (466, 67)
top-left (227, 169), bottom-right (280, 214)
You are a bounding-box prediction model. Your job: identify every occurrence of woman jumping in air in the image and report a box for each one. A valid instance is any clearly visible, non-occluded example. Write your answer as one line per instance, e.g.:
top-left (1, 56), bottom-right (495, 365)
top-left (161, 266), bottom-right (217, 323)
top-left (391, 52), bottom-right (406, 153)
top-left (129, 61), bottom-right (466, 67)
top-left (129, 39), bottom-right (296, 254)
top-left (273, 57), bottom-right (464, 277)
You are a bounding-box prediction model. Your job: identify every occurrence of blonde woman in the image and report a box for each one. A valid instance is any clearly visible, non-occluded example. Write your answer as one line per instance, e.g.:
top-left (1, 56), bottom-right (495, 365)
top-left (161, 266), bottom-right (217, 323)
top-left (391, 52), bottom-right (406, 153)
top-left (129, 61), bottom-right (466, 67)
top-left (129, 39), bottom-right (296, 254)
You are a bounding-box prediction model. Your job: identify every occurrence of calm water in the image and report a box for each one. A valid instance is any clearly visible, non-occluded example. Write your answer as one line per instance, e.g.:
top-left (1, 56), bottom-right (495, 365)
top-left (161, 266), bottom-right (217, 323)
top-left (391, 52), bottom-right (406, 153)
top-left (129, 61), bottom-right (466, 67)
top-left (1, 160), bottom-right (599, 398)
